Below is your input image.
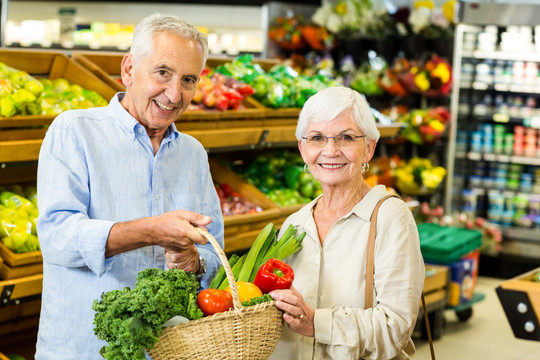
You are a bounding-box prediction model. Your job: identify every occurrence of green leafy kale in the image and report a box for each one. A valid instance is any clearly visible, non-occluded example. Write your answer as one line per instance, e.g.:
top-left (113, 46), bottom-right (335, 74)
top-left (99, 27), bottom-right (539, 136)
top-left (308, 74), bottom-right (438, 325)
top-left (241, 294), bottom-right (273, 307)
top-left (92, 268), bottom-right (203, 360)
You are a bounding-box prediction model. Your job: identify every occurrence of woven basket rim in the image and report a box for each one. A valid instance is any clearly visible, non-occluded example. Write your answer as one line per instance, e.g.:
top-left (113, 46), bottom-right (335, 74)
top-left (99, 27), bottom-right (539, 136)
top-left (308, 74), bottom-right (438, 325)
top-left (162, 299), bottom-right (280, 333)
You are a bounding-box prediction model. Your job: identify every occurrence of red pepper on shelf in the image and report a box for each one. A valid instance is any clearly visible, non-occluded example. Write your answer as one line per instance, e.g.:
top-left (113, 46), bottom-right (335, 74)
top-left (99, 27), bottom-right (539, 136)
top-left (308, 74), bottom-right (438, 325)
top-left (253, 258), bottom-right (294, 294)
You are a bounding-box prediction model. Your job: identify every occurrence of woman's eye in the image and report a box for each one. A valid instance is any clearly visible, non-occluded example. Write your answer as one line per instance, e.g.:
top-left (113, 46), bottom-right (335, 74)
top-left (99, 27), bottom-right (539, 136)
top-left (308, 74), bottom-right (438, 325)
top-left (339, 134), bottom-right (355, 142)
top-left (310, 135), bottom-right (324, 142)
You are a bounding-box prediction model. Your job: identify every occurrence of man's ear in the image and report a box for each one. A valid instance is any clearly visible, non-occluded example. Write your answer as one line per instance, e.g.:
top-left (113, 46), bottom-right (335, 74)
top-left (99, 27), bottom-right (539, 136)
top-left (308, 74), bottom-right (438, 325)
top-left (120, 54), bottom-right (133, 87)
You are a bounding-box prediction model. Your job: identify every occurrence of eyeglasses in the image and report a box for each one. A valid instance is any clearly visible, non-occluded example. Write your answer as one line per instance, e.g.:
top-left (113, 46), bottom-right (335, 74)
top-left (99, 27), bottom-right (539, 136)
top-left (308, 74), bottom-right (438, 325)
top-left (302, 134), bottom-right (366, 147)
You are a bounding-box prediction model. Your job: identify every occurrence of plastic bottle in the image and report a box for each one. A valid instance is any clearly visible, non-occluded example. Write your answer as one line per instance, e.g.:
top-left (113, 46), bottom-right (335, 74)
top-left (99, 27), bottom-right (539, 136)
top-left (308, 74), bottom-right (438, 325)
top-left (58, 7), bottom-right (76, 48)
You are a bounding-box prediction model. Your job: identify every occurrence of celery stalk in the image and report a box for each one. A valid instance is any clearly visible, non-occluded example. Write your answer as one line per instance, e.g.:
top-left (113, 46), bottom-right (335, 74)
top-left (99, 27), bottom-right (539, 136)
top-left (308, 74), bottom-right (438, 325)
top-left (218, 254), bottom-right (246, 290)
top-left (209, 253), bottom-right (239, 289)
top-left (237, 223), bottom-right (275, 282)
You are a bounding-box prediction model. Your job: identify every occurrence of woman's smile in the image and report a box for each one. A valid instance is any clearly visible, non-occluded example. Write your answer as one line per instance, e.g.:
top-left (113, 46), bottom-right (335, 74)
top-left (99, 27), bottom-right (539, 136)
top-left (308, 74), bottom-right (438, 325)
top-left (319, 163), bottom-right (346, 170)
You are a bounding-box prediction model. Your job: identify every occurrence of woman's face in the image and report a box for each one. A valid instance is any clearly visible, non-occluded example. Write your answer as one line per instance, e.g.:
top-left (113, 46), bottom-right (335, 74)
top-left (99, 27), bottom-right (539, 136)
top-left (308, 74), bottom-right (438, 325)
top-left (298, 112), bottom-right (376, 188)
top-left (121, 31), bottom-right (205, 136)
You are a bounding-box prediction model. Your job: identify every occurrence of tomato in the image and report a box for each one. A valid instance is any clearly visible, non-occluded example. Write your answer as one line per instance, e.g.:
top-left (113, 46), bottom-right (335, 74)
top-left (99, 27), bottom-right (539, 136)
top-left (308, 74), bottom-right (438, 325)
top-left (197, 289), bottom-right (233, 316)
top-left (225, 281), bottom-right (263, 303)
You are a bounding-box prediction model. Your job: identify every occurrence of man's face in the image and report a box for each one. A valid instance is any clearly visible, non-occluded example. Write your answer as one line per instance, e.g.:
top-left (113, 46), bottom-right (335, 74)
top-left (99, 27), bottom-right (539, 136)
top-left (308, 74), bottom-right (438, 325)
top-left (121, 31), bottom-right (205, 136)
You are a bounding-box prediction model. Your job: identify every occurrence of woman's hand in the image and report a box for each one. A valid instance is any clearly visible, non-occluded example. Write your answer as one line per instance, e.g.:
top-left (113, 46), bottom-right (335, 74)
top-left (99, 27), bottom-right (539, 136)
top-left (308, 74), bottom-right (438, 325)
top-left (271, 286), bottom-right (315, 337)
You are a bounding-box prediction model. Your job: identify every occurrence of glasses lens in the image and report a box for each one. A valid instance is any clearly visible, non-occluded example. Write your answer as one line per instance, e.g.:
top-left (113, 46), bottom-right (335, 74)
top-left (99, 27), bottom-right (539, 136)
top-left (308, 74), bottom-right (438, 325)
top-left (307, 135), bottom-right (326, 147)
top-left (336, 134), bottom-right (357, 146)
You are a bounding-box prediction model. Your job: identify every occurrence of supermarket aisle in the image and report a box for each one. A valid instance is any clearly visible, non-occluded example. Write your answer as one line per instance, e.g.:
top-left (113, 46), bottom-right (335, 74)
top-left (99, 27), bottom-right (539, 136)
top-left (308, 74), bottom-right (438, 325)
top-left (415, 276), bottom-right (540, 360)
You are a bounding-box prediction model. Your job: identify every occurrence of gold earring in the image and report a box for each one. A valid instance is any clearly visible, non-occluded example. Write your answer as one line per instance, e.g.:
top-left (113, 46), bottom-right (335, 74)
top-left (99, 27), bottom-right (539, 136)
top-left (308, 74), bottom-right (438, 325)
top-left (362, 162), bottom-right (369, 175)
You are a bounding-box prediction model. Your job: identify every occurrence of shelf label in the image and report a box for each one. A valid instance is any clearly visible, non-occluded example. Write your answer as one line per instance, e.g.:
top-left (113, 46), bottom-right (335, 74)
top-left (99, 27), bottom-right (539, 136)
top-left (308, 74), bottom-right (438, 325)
top-left (526, 116), bottom-right (540, 129)
top-left (493, 113), bottom-right (510, 123)
top-left (468, 152), bottom-right (482, 161)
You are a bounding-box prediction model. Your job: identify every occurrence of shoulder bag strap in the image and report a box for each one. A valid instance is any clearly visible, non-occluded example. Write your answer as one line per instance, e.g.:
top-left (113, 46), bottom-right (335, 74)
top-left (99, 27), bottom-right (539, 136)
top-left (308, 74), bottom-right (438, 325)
top-left (364, 193), bottom-right (436, 360)
top-left (364, 194), bottom-right (397, 308)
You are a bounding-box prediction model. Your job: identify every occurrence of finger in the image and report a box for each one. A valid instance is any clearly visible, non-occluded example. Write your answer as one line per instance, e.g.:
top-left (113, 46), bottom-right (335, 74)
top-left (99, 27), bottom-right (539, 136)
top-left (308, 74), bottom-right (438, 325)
top-left (274, 300), bottom-right (300, 317)
top-left (175, 210), bottom-right (212, 227)
top-left (186, 227), bottom-right (207, 245)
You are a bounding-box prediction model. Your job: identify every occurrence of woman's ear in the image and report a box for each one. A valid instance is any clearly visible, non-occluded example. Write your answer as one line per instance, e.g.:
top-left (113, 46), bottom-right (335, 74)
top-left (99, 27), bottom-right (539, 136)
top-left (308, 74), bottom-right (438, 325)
top-left (365, 139), bottom-right (377, 162)
top-left (120, 54), bottom-right (133, 87)
top-left (298, 140), bottom-right (306, 163)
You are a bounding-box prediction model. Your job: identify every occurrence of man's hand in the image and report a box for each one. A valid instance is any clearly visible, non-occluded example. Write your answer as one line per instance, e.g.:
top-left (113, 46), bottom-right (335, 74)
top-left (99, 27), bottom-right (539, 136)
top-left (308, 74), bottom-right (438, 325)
top-left (106, 209), bottom-right (212, 261)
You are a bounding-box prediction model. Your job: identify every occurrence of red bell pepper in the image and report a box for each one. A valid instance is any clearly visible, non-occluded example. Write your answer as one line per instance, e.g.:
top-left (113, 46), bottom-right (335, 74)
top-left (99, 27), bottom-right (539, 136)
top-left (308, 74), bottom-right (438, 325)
top-left (253, 258), bottom-right (294, 294)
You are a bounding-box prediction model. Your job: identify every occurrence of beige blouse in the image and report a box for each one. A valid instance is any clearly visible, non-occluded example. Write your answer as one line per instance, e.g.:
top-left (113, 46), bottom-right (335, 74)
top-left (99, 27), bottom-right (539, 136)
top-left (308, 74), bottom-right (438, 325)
top-left (270, 185), bottom-right (425, 360)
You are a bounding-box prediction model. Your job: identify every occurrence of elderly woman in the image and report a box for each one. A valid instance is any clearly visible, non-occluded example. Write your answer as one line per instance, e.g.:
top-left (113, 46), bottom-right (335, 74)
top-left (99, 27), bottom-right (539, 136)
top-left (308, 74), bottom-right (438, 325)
top-left (270, 87), bottom-right (425, 360)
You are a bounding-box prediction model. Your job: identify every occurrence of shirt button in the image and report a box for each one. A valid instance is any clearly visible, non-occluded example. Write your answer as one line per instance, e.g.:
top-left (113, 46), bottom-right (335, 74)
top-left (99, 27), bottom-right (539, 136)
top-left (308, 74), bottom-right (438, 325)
top-left (138, 128), bottom-right (143, 133)
top-left (154, 194), bottom-right (159, 200)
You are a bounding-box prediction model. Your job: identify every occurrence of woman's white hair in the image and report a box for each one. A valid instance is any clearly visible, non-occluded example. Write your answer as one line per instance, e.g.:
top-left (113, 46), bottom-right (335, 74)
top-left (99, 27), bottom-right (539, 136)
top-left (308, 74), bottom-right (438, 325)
top-left (130, 12), bottom-right (209, 68)
top-left (296, 86), bottom-right (380, 143)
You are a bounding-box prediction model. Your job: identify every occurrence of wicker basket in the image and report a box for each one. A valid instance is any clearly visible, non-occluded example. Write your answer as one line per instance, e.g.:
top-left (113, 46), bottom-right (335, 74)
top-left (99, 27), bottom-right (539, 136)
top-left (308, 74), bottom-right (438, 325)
top-left (147, 229), bottom-right (284, 360)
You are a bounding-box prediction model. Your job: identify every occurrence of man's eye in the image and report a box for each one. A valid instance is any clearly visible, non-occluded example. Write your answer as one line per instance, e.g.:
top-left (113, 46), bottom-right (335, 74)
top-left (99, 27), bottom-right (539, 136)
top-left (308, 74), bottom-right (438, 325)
top-left (158, 70), bottom-right (169, 77)
top-left (338, 134), bottom-right (355, 142)
top-left (183, 77), bottom-right (198, 88)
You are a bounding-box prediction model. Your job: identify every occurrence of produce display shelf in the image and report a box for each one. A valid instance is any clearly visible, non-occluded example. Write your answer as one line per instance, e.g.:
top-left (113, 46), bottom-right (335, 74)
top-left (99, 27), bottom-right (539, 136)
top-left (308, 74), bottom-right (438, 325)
top-left (0, 48), bottom-right (118, 156)
top-left (0, 273), bottom-right (42, 307)
top-left (210, 158), bottom-right (281, 254)
top-left (0, 48), bottom-right (116, 102)
top-left (0, 243), bottom-right (41, 268)
top-left (0, 313), bottom-right (40, 337)
top-left (0, 298), bottom-right (41, 324)
top-left (71, 51), bottom-right (125, 92)
top-left (0, 122), bottom-right (402, 163)
top-left (0, 262), bottom-right (42, 280)
top-left (0, 139), bottom-right (42, 163)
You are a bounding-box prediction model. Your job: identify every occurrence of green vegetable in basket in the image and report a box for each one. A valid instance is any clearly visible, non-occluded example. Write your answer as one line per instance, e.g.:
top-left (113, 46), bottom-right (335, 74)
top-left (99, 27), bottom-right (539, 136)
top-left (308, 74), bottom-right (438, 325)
top-left (92, 268), bottom-right (203, 360)
top-left (241, 294), bottom-right (273, 307)
top-left (210, 223), bottom-right (305, 290)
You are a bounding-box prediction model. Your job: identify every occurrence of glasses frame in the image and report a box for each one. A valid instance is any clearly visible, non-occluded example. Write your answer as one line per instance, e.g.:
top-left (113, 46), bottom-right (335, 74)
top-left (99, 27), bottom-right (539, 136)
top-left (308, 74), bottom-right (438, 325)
top-left (301, 134), bottom-right (367, 147)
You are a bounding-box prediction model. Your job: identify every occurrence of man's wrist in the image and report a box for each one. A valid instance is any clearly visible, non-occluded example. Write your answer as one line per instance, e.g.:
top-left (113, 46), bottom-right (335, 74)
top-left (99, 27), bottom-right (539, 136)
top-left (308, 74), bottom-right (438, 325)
top-left (196, 253), bottom-right (207, 279)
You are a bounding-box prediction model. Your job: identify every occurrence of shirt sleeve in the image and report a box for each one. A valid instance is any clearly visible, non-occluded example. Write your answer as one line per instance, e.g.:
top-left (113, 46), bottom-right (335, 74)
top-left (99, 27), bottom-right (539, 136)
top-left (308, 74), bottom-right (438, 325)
top-left (314, 199), bottom-right (425, 359)
top-left (37, 117), bottom-right (115, 276)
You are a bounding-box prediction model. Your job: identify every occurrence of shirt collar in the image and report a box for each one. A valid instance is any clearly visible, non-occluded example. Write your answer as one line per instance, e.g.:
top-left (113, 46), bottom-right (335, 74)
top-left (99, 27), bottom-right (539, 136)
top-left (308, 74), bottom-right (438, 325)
top-left (351, 185), bottom-right (392, 221)
top-left (108, 92), bottom-right (179, 141)
top-left (297, 184), bottom-right (390, 222)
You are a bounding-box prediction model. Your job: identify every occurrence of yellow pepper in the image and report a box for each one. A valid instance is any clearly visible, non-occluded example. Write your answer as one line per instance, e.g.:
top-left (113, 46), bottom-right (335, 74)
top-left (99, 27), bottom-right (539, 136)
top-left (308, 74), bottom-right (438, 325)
top-left (414, 72), bottom-right (430, 91)
top-left (414, 0), bottom-right (435, 9)
top-left (432, 63), bottom-right (451, 84)
top-left (442, 0), bottom-right (456, 21)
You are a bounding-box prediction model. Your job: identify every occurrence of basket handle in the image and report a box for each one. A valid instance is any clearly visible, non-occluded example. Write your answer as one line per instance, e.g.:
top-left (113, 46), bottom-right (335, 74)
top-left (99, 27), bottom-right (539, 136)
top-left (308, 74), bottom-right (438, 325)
top-left (196, 228), bottom-right (242, 309)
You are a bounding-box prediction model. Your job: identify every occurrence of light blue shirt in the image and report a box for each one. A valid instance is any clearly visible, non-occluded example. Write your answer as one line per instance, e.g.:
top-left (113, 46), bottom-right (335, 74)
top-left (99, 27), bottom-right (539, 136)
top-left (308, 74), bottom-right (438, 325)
top-left (35, 93), bottom-right (224, 360)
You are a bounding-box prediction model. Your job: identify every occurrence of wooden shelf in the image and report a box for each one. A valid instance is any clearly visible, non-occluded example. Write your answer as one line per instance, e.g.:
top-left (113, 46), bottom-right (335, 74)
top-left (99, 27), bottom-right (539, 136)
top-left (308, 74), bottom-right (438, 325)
top-left (0, 123), bottom-right (403, 163)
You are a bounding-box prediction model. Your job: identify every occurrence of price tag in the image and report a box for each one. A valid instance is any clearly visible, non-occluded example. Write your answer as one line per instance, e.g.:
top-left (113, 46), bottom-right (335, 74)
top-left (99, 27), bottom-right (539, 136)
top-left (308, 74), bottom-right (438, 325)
top-left (493, 113), bottom-right (510, 123)
top-left (526, 116), bottom-right (540, 129)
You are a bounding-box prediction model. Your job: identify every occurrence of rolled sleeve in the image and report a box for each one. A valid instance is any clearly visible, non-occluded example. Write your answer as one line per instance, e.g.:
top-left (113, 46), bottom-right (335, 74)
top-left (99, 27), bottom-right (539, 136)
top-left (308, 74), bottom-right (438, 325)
top-left (78, 219), bottom-right (116, 276)
top-left (314, 308), bottom-right (333, 344)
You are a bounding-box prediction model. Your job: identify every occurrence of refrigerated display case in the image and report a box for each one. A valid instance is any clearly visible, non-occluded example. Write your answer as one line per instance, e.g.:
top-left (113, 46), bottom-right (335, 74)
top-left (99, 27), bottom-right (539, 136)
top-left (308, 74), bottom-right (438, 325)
top-left (445, 1), bottom-right (540, 261)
